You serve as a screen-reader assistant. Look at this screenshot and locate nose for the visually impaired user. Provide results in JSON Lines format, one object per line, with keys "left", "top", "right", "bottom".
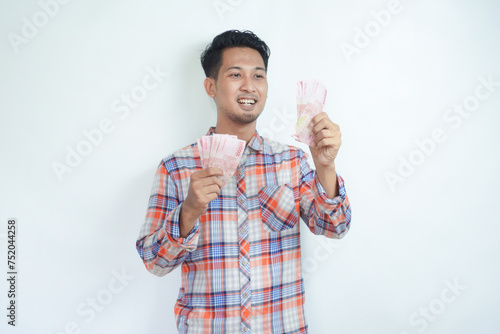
{"left": 240, "top": 75, "right": 256, "bottom": 93}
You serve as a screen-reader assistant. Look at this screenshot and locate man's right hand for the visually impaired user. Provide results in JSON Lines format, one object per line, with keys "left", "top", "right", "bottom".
{"left": 179, "top": 167, "right": 223, "bottom": 237}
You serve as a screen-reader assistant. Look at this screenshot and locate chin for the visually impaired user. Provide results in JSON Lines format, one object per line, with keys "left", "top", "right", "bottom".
{"left": 234, "top": 114, "right": 259, "bottom": 124}
{"left": 223, "top": 107, "right": 262, "bottom": 125}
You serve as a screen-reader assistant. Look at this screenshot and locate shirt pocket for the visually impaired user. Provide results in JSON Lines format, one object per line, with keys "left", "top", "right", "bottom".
{"left": 258, "top": 183, "right": 299, "bottom": 233}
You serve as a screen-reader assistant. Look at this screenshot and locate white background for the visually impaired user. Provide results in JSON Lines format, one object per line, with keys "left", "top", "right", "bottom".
{"left": 1, "top": 0, "right": 500, "bottom": 333}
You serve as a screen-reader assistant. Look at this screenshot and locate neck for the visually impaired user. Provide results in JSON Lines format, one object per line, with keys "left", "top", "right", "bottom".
{"left": 214, "top": 121, "right": 256, "bottom": 144}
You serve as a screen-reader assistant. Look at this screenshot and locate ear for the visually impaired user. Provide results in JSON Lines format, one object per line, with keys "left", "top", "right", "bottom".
{"left": 203, "top": 77, "right": 216, "bottom": 98}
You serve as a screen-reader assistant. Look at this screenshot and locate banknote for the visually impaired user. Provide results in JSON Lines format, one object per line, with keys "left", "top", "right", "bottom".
{"left": 197, "top": 136, "right": 212, "bottom": 168}
{"left": 209, "top": 134, "right": 222, "bottom": 166}
{"left": 197, "top": 134, "right": 245, "bottom": 188}
{"left": 292, "top": 80, "right": 327, "bottom": 146}
{"left": 210, "top": 136, "right": 245, "bottom": 187}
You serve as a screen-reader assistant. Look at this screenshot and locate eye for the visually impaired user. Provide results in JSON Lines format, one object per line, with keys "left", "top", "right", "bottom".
{"left": 229, "top": 73, "right": 241, "bottom": 78}
{"left": 255, "top": 73, "right": 266, "bottom": 79}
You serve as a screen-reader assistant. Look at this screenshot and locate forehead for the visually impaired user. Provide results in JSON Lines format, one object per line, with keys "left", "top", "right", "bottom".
{"left": 220, "top": 47, "right": 265, "bottom": 70}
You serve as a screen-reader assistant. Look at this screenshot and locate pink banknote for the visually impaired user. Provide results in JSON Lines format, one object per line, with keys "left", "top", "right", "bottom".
{"left": 292, "top": 80, "right": 327, "bottom": 146}
{"left": 197, "top": 136, "right": 212, "bottom": 169}
{"left": 197, "top": 134, "right": 245, "bottom": 188}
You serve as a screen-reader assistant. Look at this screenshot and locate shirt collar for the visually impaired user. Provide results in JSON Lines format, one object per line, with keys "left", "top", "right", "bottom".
{"left": 206, "top": 127, "right": 263, "bottom": 152}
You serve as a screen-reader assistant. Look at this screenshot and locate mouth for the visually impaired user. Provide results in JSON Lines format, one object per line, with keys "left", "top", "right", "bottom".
{"left": 237, "top": 98, "right": 257, "bottom": 106}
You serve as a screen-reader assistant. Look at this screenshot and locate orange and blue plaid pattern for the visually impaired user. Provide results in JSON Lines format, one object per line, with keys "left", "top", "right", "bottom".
{"left": 136, "top": 128, "right": 351, "bottom": 333}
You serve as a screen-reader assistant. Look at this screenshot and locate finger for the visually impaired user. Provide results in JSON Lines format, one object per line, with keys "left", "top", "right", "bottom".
{"left": 207, "top": 176, "right": 222, "bottom": 194}
{"left": 313, "top": 127, "right": 341, "bottom": 146}
{"left": 313, "top": 129, "right": 333, "bottom": 144}
{"left": 315, "top": 136, "right": 341, "bottom": 150}
{"left": 310, "top": 111, "right": 328, "bottom": 123}
{"left": 206, "top": 167, "right": 224, "bottom": 176}
{"left": 199, "top": 167, "right": 224, "bottom": 177}
{"left": 310, "top": 112, "right": 329, "bottom": 126}
{"left": 311, "top": 115, "right": 336, "bottom": 131}
{"left": 201, "top": 184, "right": 222, "bottom": 199}
{"left": 312, "top": 120, "right": 338, "bottom": 138}
{"left": 205, "top": 192, "right": 220, "bottom": 203}
{"left": 311, "top": 116, "right": 335, "bottom": 135}
{"left": 191, "top": 183, "right": 221, "bottom": 205}
{"left": 192, "top": 167, "right": 223, "bottom": 180}
{"left": 211, "top": 176, "right": 223, "bottom": 188}
{"left": 193, "top": 175, "right": 223, "bottom": 189}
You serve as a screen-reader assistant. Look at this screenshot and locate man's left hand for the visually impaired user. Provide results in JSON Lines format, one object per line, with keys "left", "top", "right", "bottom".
{"left": 308, "top": 112, "right": 341, "bottom": 168}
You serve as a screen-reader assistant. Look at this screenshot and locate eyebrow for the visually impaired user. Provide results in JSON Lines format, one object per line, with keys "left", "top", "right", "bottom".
{"left": 225, "top": 66, "right": 266, "bottom": 72}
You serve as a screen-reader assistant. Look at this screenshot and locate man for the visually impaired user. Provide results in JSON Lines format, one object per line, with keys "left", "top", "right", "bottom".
{"left": 136, "top": 30, "right": 351, "bottom": 333}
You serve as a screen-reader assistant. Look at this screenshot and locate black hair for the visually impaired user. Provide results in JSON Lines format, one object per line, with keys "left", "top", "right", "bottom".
{"left": 200, "top": 30, "right": 271, "bottom": 79}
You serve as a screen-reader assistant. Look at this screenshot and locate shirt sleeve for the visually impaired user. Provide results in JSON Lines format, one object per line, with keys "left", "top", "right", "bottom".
{"left": 136, "top": 161, "right": 200, "bottom": 277}
{"left": 298, "top": 151, "right": 351, "bottom": 238}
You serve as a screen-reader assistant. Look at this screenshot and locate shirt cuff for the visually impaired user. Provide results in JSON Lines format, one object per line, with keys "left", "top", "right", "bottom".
{"left": 164, "top": 203, "right": 199, "bottom": 252}
{"left": 313, "top": 173, "right": 347, "bottom": 212}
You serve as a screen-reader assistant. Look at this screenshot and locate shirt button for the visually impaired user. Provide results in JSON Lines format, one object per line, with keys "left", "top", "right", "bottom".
{"left": 239, "top": 198, "right": 245, "bottom": 204}
{"left": 243, "top": 293, "right": 248, "bottom": 298}
{"left": 242, "top": 260, "right": 247, "bottom": 266}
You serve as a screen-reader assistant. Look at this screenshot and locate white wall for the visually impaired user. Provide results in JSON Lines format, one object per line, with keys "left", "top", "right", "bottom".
{"left": 1, "top": 0, "right": 499, "bottom": 333}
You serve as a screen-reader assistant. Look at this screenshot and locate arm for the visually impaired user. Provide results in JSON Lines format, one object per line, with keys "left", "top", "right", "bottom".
{"left": 136, "top": 162, "right": 223, "bottom": 277}
{"left": 299, "top": 152, "right": 351, "bottom": 238}
{"left": 299, "top": 112, "right": 351, "bottom": 238}
{"left": 136, "top": 162, "right": 199, "bottom": 277}
{"left": 179, "top": 167, "right": 223, "bottom": 237}
{"left": 309, "top": 112, "right": 341, "bottom": 199}
{"left": 315, "top": 164, "right": 338, "bottom": 199}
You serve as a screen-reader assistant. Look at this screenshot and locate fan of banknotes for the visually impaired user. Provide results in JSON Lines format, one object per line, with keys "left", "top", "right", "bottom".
{"left": 292, "top": 80, "right": 327, "bottom": 146}
{"left": 197, "top": 134, "right": 246, "bottom": 188}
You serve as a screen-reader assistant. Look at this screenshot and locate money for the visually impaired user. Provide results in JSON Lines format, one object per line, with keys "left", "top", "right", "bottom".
{"left": 197, "top": 136, "right": 212, "bottom": 169}
{"left": 197, "top": 134, "right": 245, "bottom": 188}
{"left": 292, "top": 80, "right": 327, "bottom": 146}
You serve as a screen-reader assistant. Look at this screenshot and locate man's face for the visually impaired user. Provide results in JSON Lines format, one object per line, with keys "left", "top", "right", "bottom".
{"left": 207, "top": 47, "right": 268, "bottom": 125}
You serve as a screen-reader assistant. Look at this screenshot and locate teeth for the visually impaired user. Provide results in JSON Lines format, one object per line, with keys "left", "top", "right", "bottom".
{"left": 238, "top": 99, "right": 255, "bottom": 105}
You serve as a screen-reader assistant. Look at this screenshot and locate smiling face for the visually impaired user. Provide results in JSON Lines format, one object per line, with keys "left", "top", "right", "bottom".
{"left": 204, "top": 47, "right": 268, "bottom": 127}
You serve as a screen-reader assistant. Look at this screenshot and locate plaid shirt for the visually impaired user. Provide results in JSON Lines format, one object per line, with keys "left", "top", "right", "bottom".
{"left": 136, "top": 128, "right": 351, "bottom": 334}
